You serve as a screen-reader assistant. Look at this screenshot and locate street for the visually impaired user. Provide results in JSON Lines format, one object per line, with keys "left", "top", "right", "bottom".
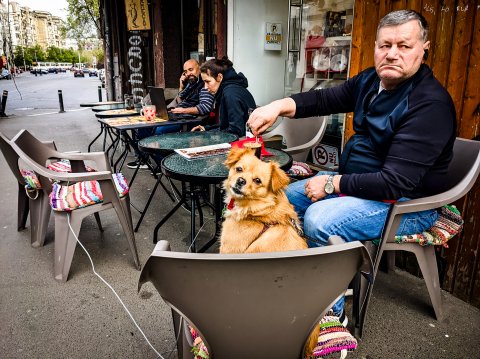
{"left": 0, "top": 71, "right": 105, "bottom": 114}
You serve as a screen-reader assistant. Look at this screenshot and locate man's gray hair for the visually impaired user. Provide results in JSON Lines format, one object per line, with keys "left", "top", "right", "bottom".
{"left": 377, "top": 10, "right": 429, "bottom": 42}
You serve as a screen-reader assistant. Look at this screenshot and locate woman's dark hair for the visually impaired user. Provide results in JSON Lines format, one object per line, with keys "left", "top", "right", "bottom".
{"left": 200, "top": 56, "right": 233, "bottom": 78}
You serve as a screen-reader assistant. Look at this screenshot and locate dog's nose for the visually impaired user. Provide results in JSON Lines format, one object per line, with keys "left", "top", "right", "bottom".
{"left": 236, "top": 177, "right": 246, "bottom": 187}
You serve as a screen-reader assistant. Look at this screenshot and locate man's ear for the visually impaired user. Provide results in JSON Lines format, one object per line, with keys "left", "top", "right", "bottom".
{"left": 216, "top": 73, "right": 223, "bottom": 82}
{"left": 423, "top": 41, "right": 430, "bottom": 61}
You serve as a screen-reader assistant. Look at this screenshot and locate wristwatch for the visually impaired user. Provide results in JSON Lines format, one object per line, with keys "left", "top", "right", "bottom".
{"left": 324, "top": 175, "right": 335, "bottom": 195}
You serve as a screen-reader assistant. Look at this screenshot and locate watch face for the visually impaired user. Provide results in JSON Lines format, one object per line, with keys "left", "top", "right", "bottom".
{"left": 325, "top": 181, "right": 335, "bottom": 194}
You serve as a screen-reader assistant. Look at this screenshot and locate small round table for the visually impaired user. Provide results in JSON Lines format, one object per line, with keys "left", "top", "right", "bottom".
{"left": 138, "top": 131, "right": 238, "bottom": 157}
{"left": 95, "top": 108, "right": 140, "bottom": 118}
{"left": 80, "top": 100, "right": 123, "bottom": 107}
{"left": 157, "top": 148, "right": 293, "bottom": 251}
{"left": 91, "top": 103, "right": 126, "bottom": 112}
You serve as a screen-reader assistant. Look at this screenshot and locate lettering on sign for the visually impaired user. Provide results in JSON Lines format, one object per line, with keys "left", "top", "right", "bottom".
{"left": 312, "top": 144, "right": 339, "bottom": 169}
{"left": 128, "top": 33, "right": 144, "bottom": 102}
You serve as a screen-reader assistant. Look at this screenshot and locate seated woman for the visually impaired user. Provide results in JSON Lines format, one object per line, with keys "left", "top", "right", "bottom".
{"left": 191, "top": 57, "right": 256, "bottom": 137}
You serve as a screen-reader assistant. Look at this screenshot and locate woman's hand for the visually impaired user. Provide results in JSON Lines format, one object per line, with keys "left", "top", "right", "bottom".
{"left": 191, "top": 125, "right": 205, "bottom": 132}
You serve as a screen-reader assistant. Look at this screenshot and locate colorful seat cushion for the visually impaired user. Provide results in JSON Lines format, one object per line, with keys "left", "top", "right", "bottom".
{"left": 395, "top": 205, "right": 463, "bottom": 248}
{"left": 287, "top": 161, "right": 314, "bottom": 178}
{"left": 188, "top": 313, "right": 358, "bottom": 359}
{"left": 47, "top": 159, "right": 96, "bottom": 173}
{"left": 310, "top": 314, "right": 357, "bottom": 358}
{"left": 50, "top": 173, "right": 129, "bottom": 212}
{"left": 20, "top": 169, "right": 42, "bottom": 190}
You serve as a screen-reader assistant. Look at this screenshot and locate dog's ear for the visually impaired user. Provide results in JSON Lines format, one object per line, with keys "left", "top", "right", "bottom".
{"left": 270, "top": 162, "right": 290, "bottom": 193}
{"left": 224, "top": 146, "right": 247, "bottom": 168}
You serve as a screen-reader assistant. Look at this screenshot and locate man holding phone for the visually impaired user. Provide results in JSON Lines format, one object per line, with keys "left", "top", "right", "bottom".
{"left": 168, "top": 58, "right": 214, "bottom": 116}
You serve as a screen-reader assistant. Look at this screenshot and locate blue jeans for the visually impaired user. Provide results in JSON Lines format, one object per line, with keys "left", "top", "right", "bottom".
{"left": 286, "top": 171, "right": 439, "bottom": 315}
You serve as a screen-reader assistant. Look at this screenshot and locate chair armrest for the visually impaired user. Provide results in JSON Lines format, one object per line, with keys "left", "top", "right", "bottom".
{"left": 152, "top": 240, "right": 171, "bottom": 254}
{"left": 52, "top": 151, "right": 110, "bottom": 171}
{"left": 328, "top": 235, "right": 346, "bottom": 245}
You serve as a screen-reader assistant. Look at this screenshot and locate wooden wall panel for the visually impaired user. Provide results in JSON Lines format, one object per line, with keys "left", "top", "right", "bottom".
{"left": 446, "top": 0, "right": 475, "bottom": 124}
{"left": 430, "top": 0, "right": 456, "bottom": 86}
{"left": 346, "top": 0, "right": 480, "bottom": 308}
{"left": 458, "top": 3, "right": 480, "bottom": 139}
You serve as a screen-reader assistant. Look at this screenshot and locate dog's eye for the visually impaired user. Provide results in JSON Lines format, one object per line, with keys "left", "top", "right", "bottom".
{"left": 235, "top": 166, "right": 243, "bottom": 173}
{"left": 253, "top": 178, "right": 262, "bottom": 185}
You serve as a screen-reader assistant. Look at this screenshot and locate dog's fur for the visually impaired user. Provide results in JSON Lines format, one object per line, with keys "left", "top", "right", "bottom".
{"left": 220, "top": 147, "right": 307, "bottom": 254}
{"left": 220, "top": 147, "right": 319, "bottom": 357}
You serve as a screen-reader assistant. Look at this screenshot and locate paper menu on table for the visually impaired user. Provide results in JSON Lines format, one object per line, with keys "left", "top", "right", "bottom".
{"left": 175, "top": 143, "right": 231, "bottom": 159}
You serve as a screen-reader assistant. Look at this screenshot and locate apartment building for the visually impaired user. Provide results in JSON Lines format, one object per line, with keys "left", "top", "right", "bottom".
{"left": 0, "top": 0, "right": 65, "bottom": 54}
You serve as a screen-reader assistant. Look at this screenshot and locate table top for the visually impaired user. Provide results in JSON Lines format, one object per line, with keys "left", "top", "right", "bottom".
{"left": 98, "top": 116, "right": 204, "bottom": 131}
{"left": 80, "top": 100, "right": 123, "bottom": 107}
{"left": 95, "top": 108, "right": 140, "bottom": 118}
{"left": 161, "top": 148, "right": 292, "bottom": 185}
{"left": 138, "top": 131, "right": 238, "bottom": 155}
{"left": 91, "top": 103, "right": 126, "bottom": 112}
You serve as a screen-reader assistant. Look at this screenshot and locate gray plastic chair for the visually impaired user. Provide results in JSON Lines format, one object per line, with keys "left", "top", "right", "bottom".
{"left": 11, "top": 129, "right": 141, "bottom": 282}
{"left": 262, "top": 116, "right": 327, "bottom": 162}
{"left": 139, "top": 240, "right": 372, "bottom": 359}
{"left": 0, "top": 131, "right": 54, "bottom": 247}
{"left": 356, "top": 137, "right": 480, "bottom": 337}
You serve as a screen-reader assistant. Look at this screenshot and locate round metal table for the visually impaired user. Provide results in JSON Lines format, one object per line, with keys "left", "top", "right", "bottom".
{"left": 91, "top": 103, "right": 126, "bottom": 112}
{"left": 138, "top": 131, "right": 238, "bottom": 157}
{"left": 95, "top": 108, "right": 140, "bottom": 118}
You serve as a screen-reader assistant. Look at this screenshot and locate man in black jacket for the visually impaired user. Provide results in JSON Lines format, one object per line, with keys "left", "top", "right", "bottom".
{"left": 247, "top": 10, "right": 456, "bottom": 319}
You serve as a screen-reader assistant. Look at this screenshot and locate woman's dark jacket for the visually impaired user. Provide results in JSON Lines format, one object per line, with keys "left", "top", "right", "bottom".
{"left": 291, "top": 64, "right": 456, "bottom": 201}
{"left": 207, "top": 67, "right": 256, "bottom": 137}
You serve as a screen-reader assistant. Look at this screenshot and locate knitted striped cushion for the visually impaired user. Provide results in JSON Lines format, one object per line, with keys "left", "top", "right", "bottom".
{"left": 20, "top": 169, "right": 42, "bottom": 190}
{"left": 312, "top": 314, "right": 357, "bottom": 358}
{"left": 50, "top": 173, "right": 129, "bottom": 212}
{"left": 395, "top": 205, "right": 463, "bottom": 248}
{"left": 47, "top": 159, "right": 96, "bottom": 172}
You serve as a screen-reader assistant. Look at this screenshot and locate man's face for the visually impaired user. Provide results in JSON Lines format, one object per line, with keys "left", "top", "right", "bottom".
{"left": 183, "top": 60, "right": 200, "bottom": 84}
{"left": 374, "top": 20, "right": 429, "bottom": 90}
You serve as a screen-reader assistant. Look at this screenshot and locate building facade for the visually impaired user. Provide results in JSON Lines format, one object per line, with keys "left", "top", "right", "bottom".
{"left": 0, "top": 0, "right": 66, "bottom": 56}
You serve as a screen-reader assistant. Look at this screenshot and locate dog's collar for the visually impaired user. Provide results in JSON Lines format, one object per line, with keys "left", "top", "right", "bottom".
{"left": 227, "top": 198, "right": 235, "bottom": 210}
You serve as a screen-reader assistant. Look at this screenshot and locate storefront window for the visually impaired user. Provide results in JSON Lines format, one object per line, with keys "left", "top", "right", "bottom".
{"left": 285, "top": 0, "right": 354, "bottom": 168}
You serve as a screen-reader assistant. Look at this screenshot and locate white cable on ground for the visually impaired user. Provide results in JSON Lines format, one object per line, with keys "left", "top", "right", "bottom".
{"left": 66, "top": 213, "right": 167, "bottom": 359}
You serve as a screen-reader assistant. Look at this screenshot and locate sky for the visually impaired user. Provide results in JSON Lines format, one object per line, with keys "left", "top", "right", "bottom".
{"left": 16, "top": 0, "right": 68, "bottom": 20}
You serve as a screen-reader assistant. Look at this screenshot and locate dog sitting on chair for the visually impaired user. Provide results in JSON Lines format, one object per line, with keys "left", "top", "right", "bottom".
{"left": 220, "top": 146, "right": 321, "bottom": 357}
{"left": 220, "top": 146, "right": 307, "bottom": 254}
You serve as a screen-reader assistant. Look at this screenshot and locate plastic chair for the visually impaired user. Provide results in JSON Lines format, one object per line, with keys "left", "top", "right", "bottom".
{"left": 355, "top": 137, "right": 480, "bottom": 337}
{"left": 262, "top": 116, "right": 327, "bottom": 162}
{"left": 139, "top": 240, "right": 372, "bottom": 359}
{"left": 11, "top": 129, "right": 141, "bottom": 282}
{"left": 0, "top": 131, "right": 55, "bottom": 247}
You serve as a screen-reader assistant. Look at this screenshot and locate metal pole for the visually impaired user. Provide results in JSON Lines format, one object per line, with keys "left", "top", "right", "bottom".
{"left": 0, "top": 90, "right": 8, "bottom": 117}
{"left": 58, "top": 90, "right": 65, "bottom": 113}
{"left": 98, "top": 86, "right": 102, "bottom": 102}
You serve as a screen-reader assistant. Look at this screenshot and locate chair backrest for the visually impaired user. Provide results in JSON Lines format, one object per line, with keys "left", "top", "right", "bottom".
{"left": 0, "top": 131, "right": 24, "bottom": 184}
{"left": 444, "top": 137, "right": 480, "bottom": 193}
{"left": 263, "top": 116, "right": 327, "bottom": 162}
{"left": 139, "top": 240, "right": 372, "bottom": 359}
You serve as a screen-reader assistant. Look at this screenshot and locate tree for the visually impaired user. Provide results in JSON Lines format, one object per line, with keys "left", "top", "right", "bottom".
{"left": 65, "top": 0, "right": 101, "bottom": 48}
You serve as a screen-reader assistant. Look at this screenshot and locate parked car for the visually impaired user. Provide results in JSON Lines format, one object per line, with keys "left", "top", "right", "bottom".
{"left": 73, "top": 69, "right": 85, "bottom": 77}
{"left": 30, "top": 69, "right": 48, "bottom": 75}
{"left": 89, "top": 69, "right": 98, "bottom": 77}
{"left": 0, "top": 69, "right": 12, "bottom": 80}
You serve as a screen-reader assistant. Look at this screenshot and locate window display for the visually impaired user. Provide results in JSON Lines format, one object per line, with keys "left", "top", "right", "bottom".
{"left": 285, "top": 0, "right": 354, "bottom": 167}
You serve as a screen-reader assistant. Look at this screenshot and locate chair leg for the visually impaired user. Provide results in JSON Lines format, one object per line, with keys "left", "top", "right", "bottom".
{"left": 411, "top": 245, "right": 444, "bottom": 321}
{"left": 29, "top": 193, "right": 51, "bottom": 248}
{"left": 384, "top": 244, "right": 444, "bottom": 321}
{"left": 114, "top": 196, "right": 141, "bottom": 270}
{"left": 54, "top": 212, "right": 82, "bottom": 282}
{"left": 17, "top": 183, "right": 29, "bottom": 231}
{"left": 94, "top": 212, "right": 104, "bottom": 232}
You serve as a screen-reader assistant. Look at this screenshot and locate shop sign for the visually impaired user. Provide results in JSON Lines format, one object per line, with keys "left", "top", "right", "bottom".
{"left": 312, "top": 143, "right": 339, "bottom": 169}
{"left": 125, "top": 0, "right": 150, "bottom": 31}
{"left": 264, "top": 22, "right": 282, "bottom": 51}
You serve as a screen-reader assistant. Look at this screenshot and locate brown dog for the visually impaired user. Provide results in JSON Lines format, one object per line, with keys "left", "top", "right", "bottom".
{"left": 220, "top": 146, "right": 307, "bottom": 253}
{"left": 220, "top": 147, "right": 319, "bottom": 357}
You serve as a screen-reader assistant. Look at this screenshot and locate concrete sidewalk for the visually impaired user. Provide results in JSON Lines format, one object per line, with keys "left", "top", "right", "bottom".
{"left": 0, "top": 109, "right": 479, "bottom": 359}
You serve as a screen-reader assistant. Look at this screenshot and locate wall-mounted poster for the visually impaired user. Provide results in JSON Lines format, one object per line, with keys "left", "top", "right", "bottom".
{"left": 124, "top": 0, "right": 151, "bottom": 31}
{"left": 265, "top": 23, "right": 282, "bottom": 51}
